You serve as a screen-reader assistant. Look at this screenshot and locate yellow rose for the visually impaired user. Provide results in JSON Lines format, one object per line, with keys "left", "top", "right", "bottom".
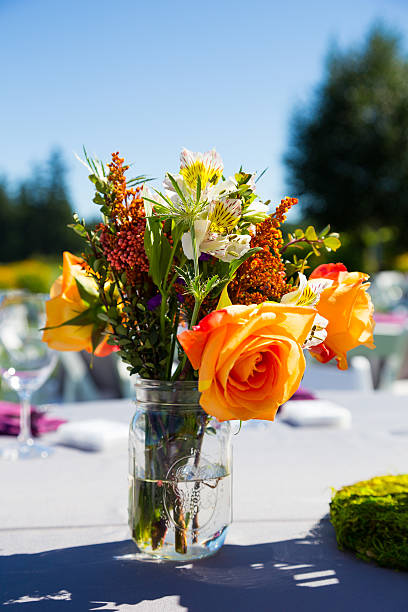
{"left": 178, "top": 303, "right": 316, "bottom": 421}
{"left": 42, "top": 251, "right": 115, "bottom": 357}
{"left": 308, "top": 266, "right": 375, "bottom": 369}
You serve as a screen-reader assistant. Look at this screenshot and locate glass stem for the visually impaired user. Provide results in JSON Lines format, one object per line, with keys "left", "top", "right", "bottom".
{"left": 17, "top": 393, "right": 33, "bottom": 446}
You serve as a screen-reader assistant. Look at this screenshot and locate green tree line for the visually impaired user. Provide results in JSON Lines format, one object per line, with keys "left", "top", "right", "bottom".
{"left": 1, "top": 150, "right": 82, "bottom": 263}
{"left": 285, "top": 25, "right": 408, "bottom": 273}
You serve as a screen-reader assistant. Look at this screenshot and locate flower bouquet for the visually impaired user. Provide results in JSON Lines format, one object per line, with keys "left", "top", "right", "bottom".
{"left": 43, "top": 147, "right": 375, "bottom": 559}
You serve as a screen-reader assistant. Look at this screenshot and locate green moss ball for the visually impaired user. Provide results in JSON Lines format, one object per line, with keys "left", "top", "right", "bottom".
{"left": 330, "top": 474, "right": 408, "bottom": 571}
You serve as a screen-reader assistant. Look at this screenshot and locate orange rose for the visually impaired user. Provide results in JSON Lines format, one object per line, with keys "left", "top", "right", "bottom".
{"left": 42, "top": 251, "right": 116, "bottom": 357}
{"left": 308, "top": 265, "right": 375, "bottom": 369}
{"left": 178, "top": 303, "right": 316, "bottom": 421}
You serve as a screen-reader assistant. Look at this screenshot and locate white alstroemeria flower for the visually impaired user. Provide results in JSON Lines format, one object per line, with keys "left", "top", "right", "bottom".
{"left": 180, "top": 147, "right": 223, "bottom": 192}
{"left": 162, "top": 173, "right": 190, "bottom": 204}
{"left": 217, "top": 234, "right": 252, "bottom": 262}
{"left": 280, "top": 273, "right": 332, "bottom": 349}
{"left": 181, "top": 220, "right": 211, "bottom": 259}
{"left": 208, "top": 198, "right": 241, "bottom": 233}
{"left": 181, "top": 198, "right": 248, "bottom": 262}
{"left": 243, "top": 199, "right": 269, "bottom": 223}
{"left": 281, "top": 273, "right": 333, "bottom": 307}
{"left": 247, "top": 173, "right": 256, "bottom": 191}
{"left": 141, "top": 184, "right": 162, "bottom": 207}
{"left": 206, "top": 177, "right": 237, "bottom": 201}
{"left": 303, "top": 313, "right": 329, "bottom": 349}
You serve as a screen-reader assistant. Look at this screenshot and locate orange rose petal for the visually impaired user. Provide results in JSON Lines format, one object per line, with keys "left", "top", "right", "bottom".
{"left": 178, "top": 309, "right": 228, "bottom": 370}
{"left": 198, "top": 325, "right": 229, "bottom": 391}
{"left": 311, "top": 270, "right": 375, "bottom": 370}
{"left": 50, "top": 275, "right": 63, "bottom": 299}
{"left": 94, "top": 336, "right": 119, "bottom": 357}
{"left": 200, "top": 379, "right": 238, "bottom": 421}
{"left": 60, "top": 251, "right": 86, "bottom": 302}
{"left": 181, "top": 303, "right": 315, "bottom": 421}
{"left": 42, "top": 295, "right": 92, "bottom": 352}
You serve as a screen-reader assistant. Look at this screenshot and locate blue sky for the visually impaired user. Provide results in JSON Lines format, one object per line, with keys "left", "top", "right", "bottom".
{"left": 2, "top": 0, "right": 408, "bottom": 219}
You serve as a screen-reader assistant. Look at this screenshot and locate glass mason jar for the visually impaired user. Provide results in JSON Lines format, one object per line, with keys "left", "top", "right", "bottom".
{"left": 128, "top": 379, "right": 232, "bottom": 561}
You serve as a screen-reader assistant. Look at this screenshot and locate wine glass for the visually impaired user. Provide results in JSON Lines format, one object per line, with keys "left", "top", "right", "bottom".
{"left": 0, "top": 291, "right": 58, "bottom": 460}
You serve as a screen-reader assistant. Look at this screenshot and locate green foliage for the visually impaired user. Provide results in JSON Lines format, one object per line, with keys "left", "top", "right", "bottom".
{"left": 286, "top": 25, "right": 408, "bottom": 270}
{"left": 330, "top": 474, "right": 408, "bottom": 571}
{"left": 282, "top": 223, "right": 341, "bottom": 278}
{"left": 0, "top": 259, "right": 60, "bottom": 293}
{"left": 0, "top": 149, "right": 83, "bottom": 263}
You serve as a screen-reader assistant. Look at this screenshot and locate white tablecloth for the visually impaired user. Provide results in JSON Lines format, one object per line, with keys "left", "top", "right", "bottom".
{"left": 1, "top": 392, "right": 407, "bottom": 611}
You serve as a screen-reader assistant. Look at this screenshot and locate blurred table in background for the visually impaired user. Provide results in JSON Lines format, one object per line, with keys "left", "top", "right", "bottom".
{"left": 1, "top": 392, "right": 407, "bottom": 611}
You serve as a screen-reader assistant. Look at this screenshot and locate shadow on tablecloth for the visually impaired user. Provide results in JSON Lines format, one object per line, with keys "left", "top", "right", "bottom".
{"left": 1, "top": 518, "right": 406, "bottom": 611}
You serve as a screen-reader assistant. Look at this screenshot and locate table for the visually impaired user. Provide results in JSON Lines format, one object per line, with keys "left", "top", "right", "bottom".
{"left": 1, "top": 392, "right": 408, "bottom": 611}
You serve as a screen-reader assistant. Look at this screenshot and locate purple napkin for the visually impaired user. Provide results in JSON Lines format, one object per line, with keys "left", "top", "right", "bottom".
{"left": 374, "top": 312, "right": 408, "bottom": 325}
{"left": 276, "top": 386, "right": 316, "bottom": 415}
{"left": 290, "top": 387, "right": 317, "bottom": 400}
{"left": 0, "top": 402, "right": 67, "bottom": 437}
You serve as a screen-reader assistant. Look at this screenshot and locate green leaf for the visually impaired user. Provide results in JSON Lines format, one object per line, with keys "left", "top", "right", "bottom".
{"left": 294, "top": 228, "right": 304, "bottom": 239}
{"left": 91, "top": 327, "right": 104, "bottom": 353}
{"left": 228, "top": 247, "right": 262, "bottom": 278}
{"left": 324, "top": 236, "right": 341, "bottom": 251}
{"left": 255, "top": 167, "right": 268, "bottom": 183}
{"left": 196, "top": 174, "right": 202, "bottom": 204}
{"left": 166, "top": 173, "right": 187, "bottom": 204}
{"left": 93, "top": 258, "right": 105, "bottom": 273}
{"left": 158, "top": 234, "right": 172, "bottom": 283}
{"left": 43, "top": 307, "right": 94, "bottom": 330}
{"left": 319, "top": 224, "right": 331, "bottom": 238}
{"left": 217, "top": 282, "right": 232, "bottom": 308}
{"left": 144, "top": 214, "right": 163, "bottom": 288}
{"left": 74, "top": 278, "right": 98, "bottom": 305}
{"left": 93, "top": 193, "right": 105, "bottom": 206}
{"left": 305, "top": 225, "right": 318, "bottom": 241}
{"left": 89, "top": 174, "right": 108, "bottom": 194}
{"left": 67, "top": 223, "right": 87, "bottom": 238}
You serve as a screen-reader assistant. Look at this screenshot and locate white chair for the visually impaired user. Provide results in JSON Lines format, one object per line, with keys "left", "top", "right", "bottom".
{"left": 350, "top": 323, "right": 408, "bottom": 390}
{"left": 302, "top": 352, "right": 373, "bottom": 392}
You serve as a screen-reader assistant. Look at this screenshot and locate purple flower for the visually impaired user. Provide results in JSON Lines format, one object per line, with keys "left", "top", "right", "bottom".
{"left": 199, "top": 253, "right": 211, "bottom": 262}
{"left": 147, "top": 294, "right": 162, "bottom": 311}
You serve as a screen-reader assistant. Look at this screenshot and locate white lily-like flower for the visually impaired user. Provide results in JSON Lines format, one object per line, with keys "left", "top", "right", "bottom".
{"left": 206, "top": 176, "right": 237, "bottom": 201}
{"left": 181, "top": 197, "right": 250, "bottom": 262}
{"left": 162, "top": 173, "right": 190, "bottom": 204}
{"left": 180, "top": 147, "right": 223, "bottom": 192}
{"left": 246, "top": 173, "right": 256, "bottom": 191}
{"left": 281, "top": 273, "right": 333, "bottom": 307}
{"left": 141, "top": 183, "right": 161, "bottom": 206}
{"left": 217, "top": 234, "right": 252, "bottom": 262}
{"left": 208, "top": 198, "right": 241, "bottom": 233}
{"left": 181, "top": 219, "right": 212, "bottom": 259}
{"left": 303, "top": 313, "right": 329, "bottom": 349}
{"left": 242, "top": 199, "right": 269, "bottom": 223}
{"left": 281, "top": 273, "right": 332, "bottom": 348}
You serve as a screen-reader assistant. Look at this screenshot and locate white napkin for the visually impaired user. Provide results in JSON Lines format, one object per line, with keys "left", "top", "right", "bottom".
{"left": 57, "top": 419, "right": 129, "bottom": 451}
{"left": 279, "top": 400, "right": 352, "bottom": 428}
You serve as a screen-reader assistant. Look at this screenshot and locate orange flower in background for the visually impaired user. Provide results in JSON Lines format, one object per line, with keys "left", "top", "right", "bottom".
{"left": 178, "top": 303, "right": 316, "bottom": 421}
{"left": 309, "top": 262, "right": 347, "bottom": 281}
{"left": 42, "top": 251, "right": 116, "bottom": 357}
{"left": 308, "top": 264, "right": 375, "bottom": 369}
